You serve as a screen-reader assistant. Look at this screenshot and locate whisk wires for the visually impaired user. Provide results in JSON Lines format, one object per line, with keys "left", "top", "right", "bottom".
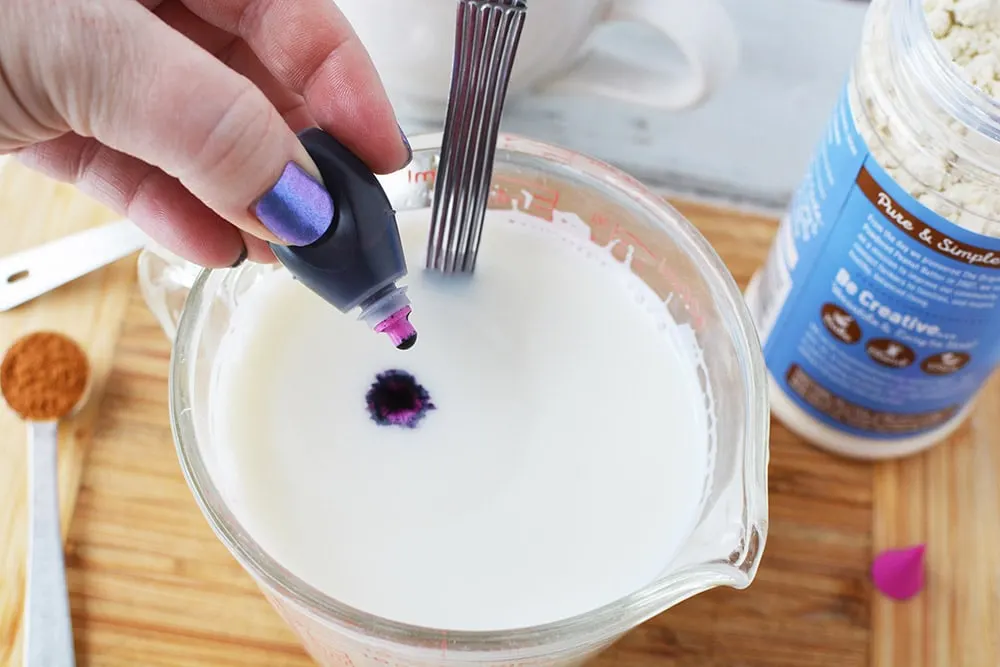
{"left": 426, "top": 0, "right": 527, "bottom": 274}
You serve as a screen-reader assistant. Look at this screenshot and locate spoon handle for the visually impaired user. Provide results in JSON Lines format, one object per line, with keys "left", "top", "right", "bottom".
{"left": 24, "top": 421, "right": 76, "bottom": 667}
{"left": 0, "top": 219, "right": 147, "bottom": 312}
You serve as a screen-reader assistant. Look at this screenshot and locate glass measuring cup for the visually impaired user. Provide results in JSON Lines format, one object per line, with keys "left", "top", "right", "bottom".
{"left": 141, "top": 133, "right": 770, "bottom": 667}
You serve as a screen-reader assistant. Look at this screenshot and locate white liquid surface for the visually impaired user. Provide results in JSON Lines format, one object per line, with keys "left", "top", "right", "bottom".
{"left": 210, "top": 208, "right": 712, "bottom": 630}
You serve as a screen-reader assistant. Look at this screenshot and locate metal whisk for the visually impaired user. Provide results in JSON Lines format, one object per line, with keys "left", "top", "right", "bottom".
{"left": 426, "top": 0, "right": 527, "bottom": 274}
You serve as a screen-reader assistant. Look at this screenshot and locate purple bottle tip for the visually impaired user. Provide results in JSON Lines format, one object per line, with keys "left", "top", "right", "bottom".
{"left": 872, "top": 544, "right": 926, "bottom": 601}
{"left": 375, "top": 306, "right": 417, "bottom": 350}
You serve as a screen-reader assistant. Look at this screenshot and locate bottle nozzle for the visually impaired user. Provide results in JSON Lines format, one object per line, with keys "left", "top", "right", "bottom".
{"left": 359, "top": 285, "right": 417, "bottom": 350}
{"left": 269, "top": 129, "right": 415, "bottom": 348}
{"left": 375, "top": 306, "right": 418, "bottom": 350}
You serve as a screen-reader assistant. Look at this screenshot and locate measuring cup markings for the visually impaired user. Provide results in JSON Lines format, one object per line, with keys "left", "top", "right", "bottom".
{"left": 271, "top": 590, "right": 454, "bottom": 667}
{"left": 514, "top": 190, "right": 560, "bottom": 223}
{"left": 585, "top": 212, "right": 615, "bottom": 242}
{"left": 586, "top": 211, "right": 707, "bottom": 330}
{"left": 407, "top": 168, "right": 437, "bottom": 185}
{"left": 401, "top": 166, "right": 563, "bottom": 225}
{"left": 589, "top": 215, "right": 658, "bottom": 267}
{"left": 657, "top": 260, "right": 707, "bottom": 332}
{"left": 315, "top": 648, "right": 355, "bottom": 667}
{"left": 268, "top": 597, "right": 358, "bottom": 667}
{"left": 271, "top": 574, "right": 602, "bottom": 667}
{"left": 497, "top": 136, "right": 577, "bottom": 171}
{"left": 488, "top": 180, "right": 561, "bottom": 222}
{"left": 362, "top": 648, "right": 396, "bottom": 665}
{"left": 528, "top": 148, "right": 575, "bottom": 170}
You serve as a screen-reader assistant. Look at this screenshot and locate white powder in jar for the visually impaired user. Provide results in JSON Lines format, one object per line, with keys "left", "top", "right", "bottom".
{"left": 925, "top": 0, "right": 999, "bottom": 81}
{"left": 743, "top": 0, "right": 1000, "bottom": 458}
{"left": 849, "top": 0, "right": 1000, "bottom": 235}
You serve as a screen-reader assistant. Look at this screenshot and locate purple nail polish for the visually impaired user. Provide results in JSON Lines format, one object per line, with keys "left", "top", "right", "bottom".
{"left": 255, "top": 162, "right": 334, "bottom": 246}
{"left": 399, "top": 125, "right": 412, "bottom": 165}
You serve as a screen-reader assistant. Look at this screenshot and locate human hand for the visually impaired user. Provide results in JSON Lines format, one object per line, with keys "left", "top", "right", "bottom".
{"left": 1, "top": 0, "right": 411, "bottom": 267}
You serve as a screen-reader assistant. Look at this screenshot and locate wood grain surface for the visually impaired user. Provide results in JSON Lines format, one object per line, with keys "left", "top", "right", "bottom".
{"left": 0, "top": 170, "right": 997, "bottom": 666}
{"left": 0, "top": 162, "right": 137, "bottom": 666}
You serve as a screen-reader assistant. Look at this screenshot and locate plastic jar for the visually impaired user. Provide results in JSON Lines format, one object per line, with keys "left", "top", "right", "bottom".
{"left": 745, "top": 0, "right": 1000, "bottom": 459}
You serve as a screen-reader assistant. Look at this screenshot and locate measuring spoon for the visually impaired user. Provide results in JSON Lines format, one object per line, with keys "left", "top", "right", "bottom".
{"left": 0, "top": 220, "right": 148, "bottom": 312}
{"left": 1, "top": 332, "right": 90, "bottom": 667}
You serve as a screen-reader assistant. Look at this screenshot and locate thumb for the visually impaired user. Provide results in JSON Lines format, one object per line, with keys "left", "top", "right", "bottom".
{"left": 52, "top": 3, "right": 340, "bottom": 246}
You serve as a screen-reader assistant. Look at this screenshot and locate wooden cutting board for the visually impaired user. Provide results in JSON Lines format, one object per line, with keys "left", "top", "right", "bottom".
{"left": 0, "top": 161, "right": 138, "bottom": 666}
{"left": 0, "top": 167, "right": 997, "bottom": 665}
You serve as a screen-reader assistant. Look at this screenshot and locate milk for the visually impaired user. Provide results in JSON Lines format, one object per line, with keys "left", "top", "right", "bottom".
{"left": 209, "top": 208, "right": 713, "bottom": 631}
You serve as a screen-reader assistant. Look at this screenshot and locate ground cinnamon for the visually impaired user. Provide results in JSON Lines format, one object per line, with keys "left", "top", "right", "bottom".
{"left": 0, "top": 332, "right": 89, "bottom": 421}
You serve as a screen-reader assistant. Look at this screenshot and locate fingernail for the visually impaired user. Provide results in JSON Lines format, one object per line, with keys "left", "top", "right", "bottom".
{"left": 230, "top": 244, "right": 248, "bottom": 268}
{"left": 254, "top": 162, "right": 334, "bottom": 246}
{"left": 399, "top": 124, "right": 412, "bottom": 166}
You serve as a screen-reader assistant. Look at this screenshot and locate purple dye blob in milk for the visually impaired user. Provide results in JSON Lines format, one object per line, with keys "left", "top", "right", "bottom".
{"left": 365, "top": 370, "right": 435, "bottom": 428}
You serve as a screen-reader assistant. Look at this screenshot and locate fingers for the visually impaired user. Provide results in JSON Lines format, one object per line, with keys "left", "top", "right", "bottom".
{"left": 240, "top": 230, "right": 276, "bottom": 263}
{"left": 10, "top": 0, "right": 407, "bottom": 257}
{"left": 154, "top": 0, "right": 313, "bottom": 131}
{"left": 155, "top": 2, "right": 318, "bottom": 133}
{"left": 15, "top": 31, "right": 312, "bottom": 268}
{"left": 42, "top": 1, "right": 334, "bottom": 247}
{"left": 182, "top": 0, "right": 411, "bottom": 174}
{"left": 13, "top": 1, "right": 318, "bottom": 267}
{"left": 18, "top": 133, "right": 247, "bottom": 268}
{"left": 219, "top": 42, "right": 316, "bottom": 133}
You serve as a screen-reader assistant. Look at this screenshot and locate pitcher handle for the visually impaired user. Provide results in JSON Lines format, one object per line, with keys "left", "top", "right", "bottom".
{"left": 539, "top": 0, "right": 740, "bottom": 110}
{"left": 137, "top": 242, "right": 202, "bottom": 341}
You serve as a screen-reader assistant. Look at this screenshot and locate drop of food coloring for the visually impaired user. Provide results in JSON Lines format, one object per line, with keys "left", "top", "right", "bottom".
{"left": 365, "top": 369, "right": 434, "bottom": 428}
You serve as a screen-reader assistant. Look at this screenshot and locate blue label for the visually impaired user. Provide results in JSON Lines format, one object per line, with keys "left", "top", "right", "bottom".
{"left": 757, "top": 85, "right": 1000, "bottom": 439}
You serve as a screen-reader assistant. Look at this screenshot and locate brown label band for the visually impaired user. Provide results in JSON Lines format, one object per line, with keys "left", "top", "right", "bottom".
{"left": 785, "top": 364, "right": 959, "bottom": 434}
{"left": 856, "top": 167, "right": 1000, "bottom": 269}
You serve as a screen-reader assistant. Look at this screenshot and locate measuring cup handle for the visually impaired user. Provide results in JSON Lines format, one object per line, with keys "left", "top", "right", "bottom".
{"left": 137, "top": 242, "right": 202, "bottom": 341}
{"left": 538, "top": 0, "right": 740, "bottom": 110}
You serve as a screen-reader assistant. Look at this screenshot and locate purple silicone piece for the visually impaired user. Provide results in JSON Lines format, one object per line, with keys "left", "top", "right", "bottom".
{"left": 375, "top": 306, "right": 417, "bottom": 349}
{"left": 872, "top": 544, "right": 926, "bottom": 601}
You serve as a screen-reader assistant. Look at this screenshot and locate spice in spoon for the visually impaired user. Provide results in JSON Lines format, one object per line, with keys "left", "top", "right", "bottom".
{"left": 1, "top": 332, "right": 89, "bottom": 420}
{"left": 1, "top": 331, "right": 90, "bottom": 664}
